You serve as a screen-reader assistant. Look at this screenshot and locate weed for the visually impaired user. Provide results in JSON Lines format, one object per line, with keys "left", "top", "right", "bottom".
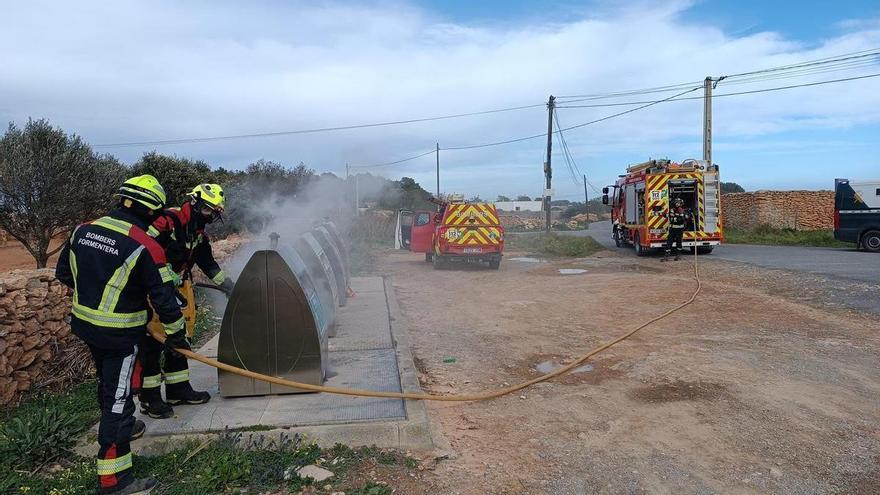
{"left": 506, "top": 233, "right": 605, "bottom": 257}
{"left": 351, "top": 482, "right": 393, "bottom": 495}
{"left": 725, "top": 226, "right": 848, "bottom": 247}
{"left": 0, "top": 380, "right": 99, "bottom": 472}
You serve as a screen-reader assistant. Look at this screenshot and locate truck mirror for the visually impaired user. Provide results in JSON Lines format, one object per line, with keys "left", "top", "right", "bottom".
{"left": 602, "top": 194, "right": 609, "bottom": 205}
{"left": 602, "top": 187, "right": 609, "bottom": 194}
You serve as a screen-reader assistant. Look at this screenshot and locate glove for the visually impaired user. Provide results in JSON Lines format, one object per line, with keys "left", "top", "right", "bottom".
{"left": 220, "top": 277, "right": 235, "bottom": 296}
{"left": 164, "top": 330, "right": 191, "bottom": 357}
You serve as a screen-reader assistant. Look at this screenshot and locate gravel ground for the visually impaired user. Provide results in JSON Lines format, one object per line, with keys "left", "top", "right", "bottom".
{"left": 372, "top": 248, "right": 880, "bottom": 494}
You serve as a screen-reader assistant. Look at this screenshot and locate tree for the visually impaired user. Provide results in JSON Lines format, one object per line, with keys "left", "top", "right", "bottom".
{"left": 515, "top": 195, "right": 532, "bottom": 201}
{"left": 496, "top": 195, "right": 511, "bottom": 202}
{"left": 131, "top": 152, "right": 213, "bottom": 205}
{"left": 0, "top": 119, "right": 126, "bottom": 267}
{"left": 469, "top": 195, "right": 484, "bottom": 203}
{"left": 721, "top": 182, "right": 745, "bottom": 194}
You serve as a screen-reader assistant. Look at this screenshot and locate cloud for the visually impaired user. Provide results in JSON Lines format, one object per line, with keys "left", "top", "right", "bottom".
{"left": 0, "top": 0, "right": 878, "bottom": 197}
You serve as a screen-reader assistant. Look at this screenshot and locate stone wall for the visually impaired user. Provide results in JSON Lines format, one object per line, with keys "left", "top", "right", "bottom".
{"left": 721, "top": 191, "right": 834, "bottom": 231}
{"left": 0, "top": 235, "right": 246, "bottom": 407}
{"left": 0, "top": 269, "right": 74, "bottom": 405}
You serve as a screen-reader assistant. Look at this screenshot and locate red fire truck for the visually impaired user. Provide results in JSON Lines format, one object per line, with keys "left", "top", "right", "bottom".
{"left": 396, "top": 195, "right": 505, "bottom": 269}
{"left": 602, "top": 159, "right": 723, "bottom": 255}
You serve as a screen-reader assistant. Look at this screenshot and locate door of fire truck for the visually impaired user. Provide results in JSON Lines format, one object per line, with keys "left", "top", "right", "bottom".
{"left": 396, "top": 210, "right": 435, "bottom": 253}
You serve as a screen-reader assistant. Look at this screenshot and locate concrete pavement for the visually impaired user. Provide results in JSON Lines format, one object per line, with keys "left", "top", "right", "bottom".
{"left": 111, "top": 276, "right": 434, "bottom": 454}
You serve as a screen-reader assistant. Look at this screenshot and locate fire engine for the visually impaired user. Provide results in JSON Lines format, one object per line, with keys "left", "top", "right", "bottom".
{"left": 396, "top": 195, "right": 505, "bottom": 269}
{"left": 602, "top": 159, "right": 722, "bottom": 255}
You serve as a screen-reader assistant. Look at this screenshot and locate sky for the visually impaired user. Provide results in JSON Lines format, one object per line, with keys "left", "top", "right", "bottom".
{"left": 1, "top": 0, "right": 878, "bottom": 201}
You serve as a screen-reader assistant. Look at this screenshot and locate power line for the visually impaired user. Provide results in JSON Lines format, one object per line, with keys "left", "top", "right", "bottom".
{"left": 355, "top": 71, "right": 879, "bottom": 170}
{"left": 349, "top": 149, "right": 436, "bottom": 169}
{"left": 726, "top": 49, "right": 880, "bottom": 78}
{"left": 556, "top": 72, "right": 880, "bottom": 108}
{"left": 555, "top": 48, "right": 879, "bottom": 103}
{"left": 93, "top": 102, "right": 546, "bottom": 148}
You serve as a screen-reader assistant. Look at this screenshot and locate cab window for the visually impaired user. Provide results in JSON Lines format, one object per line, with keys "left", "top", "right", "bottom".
{"left": 415, "top": 213, "right": 431, "bottom": 226}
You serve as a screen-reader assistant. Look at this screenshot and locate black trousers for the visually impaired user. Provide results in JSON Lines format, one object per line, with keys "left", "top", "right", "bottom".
{"left": 138, "top": 333, "right": 190, "bottom": 398}
{"left": 666, "top": 227, "right": 685, "bottom": 254}
{"left": 88, "top": 343, "right": 140, "bottom": 492}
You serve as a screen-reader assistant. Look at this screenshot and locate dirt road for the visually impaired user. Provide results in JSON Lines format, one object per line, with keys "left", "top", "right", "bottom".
{"left": 377, "top": 249, "right": 880, "bottom": 494}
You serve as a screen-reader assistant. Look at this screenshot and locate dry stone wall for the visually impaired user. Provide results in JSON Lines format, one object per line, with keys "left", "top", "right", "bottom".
{"left": 0, "top": 269, "right": 73, "bottom": 405}
{"left": 721, "top": 191, "right": 834, "bottom": 231}
{"left": 0, "top": 235, "right": 246, "bottom": 407}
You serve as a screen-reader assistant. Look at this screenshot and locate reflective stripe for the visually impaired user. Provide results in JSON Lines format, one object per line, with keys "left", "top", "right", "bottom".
{"left": 92, "top": 217, "right": 133, "bottom": 236}
{"left": 97, "top": 452, "right": 133, "bottom": 475}
{"left": 159, "top": 264, "right": 176, "bottom": 284}
{"left": 100, "top": 246, "right": 144, "bottom": 312}
{"left": 72, "top": 304, "right": 148, "bottom": 328}
{"left": 142, "top": 374, "right": 162, "bottom": 389}
{"left": 211, "top": 270, "right": 226, "bottom": 285}
{"left": 163, "top": 316, "right": 185, "bottom": 335}
{"left": 69, "top": 250, "right": 79, "bottom": 295}
{"left": 147, "top": 225, "right": 160, "bottom": 237}
{"left": 164, "top": 369, "right": 190, "bottom": 384}
{"left": 112, "top": 345, "right": 137, "bottom": 414}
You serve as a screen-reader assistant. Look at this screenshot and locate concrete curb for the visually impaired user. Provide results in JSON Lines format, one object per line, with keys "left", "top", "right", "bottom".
{"left": 120, "top": 276, "right": 435, "bottom": 456}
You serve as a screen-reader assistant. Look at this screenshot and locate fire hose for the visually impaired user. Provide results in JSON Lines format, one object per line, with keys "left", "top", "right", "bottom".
{"left": 149, "top": 250, "right": 701, "bottom": 402}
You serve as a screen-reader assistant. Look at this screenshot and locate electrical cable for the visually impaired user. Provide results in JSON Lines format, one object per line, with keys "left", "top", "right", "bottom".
{"left": 349, "top": 149, "right": 436, "bottom": 169}
{"left": 93, "top": 103, "right": 546, "bottom": 148}
{"left": 556, "top": 72, "right": 880, "bottom": 108}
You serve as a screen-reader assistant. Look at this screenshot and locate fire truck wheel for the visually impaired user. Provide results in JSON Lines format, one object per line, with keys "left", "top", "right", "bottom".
{"left": 633, "top": 233, "right": 647, "bottom": 257}
{"left": 862, "top": 230, "right": 880, "bottom": 252}
{"left": 696, "top": 246, "right": 714, "bottom": 255}
{"left": 489, "top": 259, "right": 501, "bottom": 270}
{"left": 614, "top": 230, "right": 623, "bottom": 248}
{"left": 425, "top": 252, "right": 433, "bottom": 262}
{"left": 432, "top": 255, "right": 445, "bottom": 270}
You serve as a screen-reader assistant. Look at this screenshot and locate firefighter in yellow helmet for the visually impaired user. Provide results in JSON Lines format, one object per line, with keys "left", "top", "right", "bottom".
{"left": 137, "top": 183, "right": 234, "bottom": 418}
{"left": 55, "top": 174, "right": 189, "bottom": 494}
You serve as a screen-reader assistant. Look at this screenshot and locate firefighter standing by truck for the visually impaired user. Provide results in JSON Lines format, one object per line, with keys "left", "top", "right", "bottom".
{"left": 137, "top": 183, "right": 234, "bottom": 418}
{"left": 663, "top": 197, "right": 692, "bottom": 261}
{"left": 55, "top": 175, "right": 189, "bottom": 494}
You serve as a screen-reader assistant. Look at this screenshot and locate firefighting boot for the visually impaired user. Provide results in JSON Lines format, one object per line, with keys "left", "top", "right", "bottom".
{"left": 165, "top": 381, "right": 211, "bottom": 406}
{"left": 674, "top": 250, "right": 681, "bottom": 261}
{"left": 130, "top": 419, "right": 146, "bottom": 441}
{"left": 661, "top": 250, "right": 670, "bottom": 262}
{"left": 100, "top": 477, "right": 158, "bottom": 495}
{"left": 138, "top": 389, "right": 174, "bottom": 419}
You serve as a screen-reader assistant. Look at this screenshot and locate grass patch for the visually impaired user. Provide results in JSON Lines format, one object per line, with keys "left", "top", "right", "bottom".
{"left": 1, "top": 391, "right": 417, "bottom": 495}
{"left": 725, "top": 225, "right": 848, "bottom": 247}
{"left": 506, "top": 233, "right": 605, "bottom": 257}
{"left": 0, "top": 380, "right": 100, "bottom": 493}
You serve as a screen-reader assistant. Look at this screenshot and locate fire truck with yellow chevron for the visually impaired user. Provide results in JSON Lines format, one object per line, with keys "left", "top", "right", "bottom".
{"left": 603, "top": 158, "right": 723, "bottom": 255}
{"left": 396, "top": 195, "right": 504, "bottom": 269}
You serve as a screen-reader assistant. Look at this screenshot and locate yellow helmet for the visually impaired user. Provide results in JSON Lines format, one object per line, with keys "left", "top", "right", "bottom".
{"left": 115, "top": 174, "right": 167, "bottom": 211}
{"left": 187, "top": 183, "right": 225, "bottom": 211}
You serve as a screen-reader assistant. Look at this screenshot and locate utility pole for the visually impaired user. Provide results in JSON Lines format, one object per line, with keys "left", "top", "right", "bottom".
{"left": 435, "top": 142, "right": 440, "bottom": 198}
{"left": 544, "top": 95, "right": 556, "bottom": 232}
{"left": 355, "top": 172, "right": 360, "bottom": 217}
{"left": 703, "top": 76, "right": 726, "bottom": 165}
{"left": 583, "top": 174, "right": 590, "bottom": 229}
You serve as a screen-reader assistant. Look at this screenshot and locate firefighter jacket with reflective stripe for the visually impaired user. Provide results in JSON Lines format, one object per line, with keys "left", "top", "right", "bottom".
{"left": 149, "top": 202, "right": 226, "bottom": 285}
{"left": 55, "top": 208, "right": 185, "bottom": 349}
{"left": 667, "top": 208, "right": 689, "bottom": 229}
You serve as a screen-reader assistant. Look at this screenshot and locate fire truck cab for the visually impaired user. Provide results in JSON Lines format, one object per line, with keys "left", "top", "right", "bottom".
{"left": 603, "top": 159, "right": 723, "bottom": 255}
{"left": 396, "top": 195, "right": 505, "bottom": 269}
